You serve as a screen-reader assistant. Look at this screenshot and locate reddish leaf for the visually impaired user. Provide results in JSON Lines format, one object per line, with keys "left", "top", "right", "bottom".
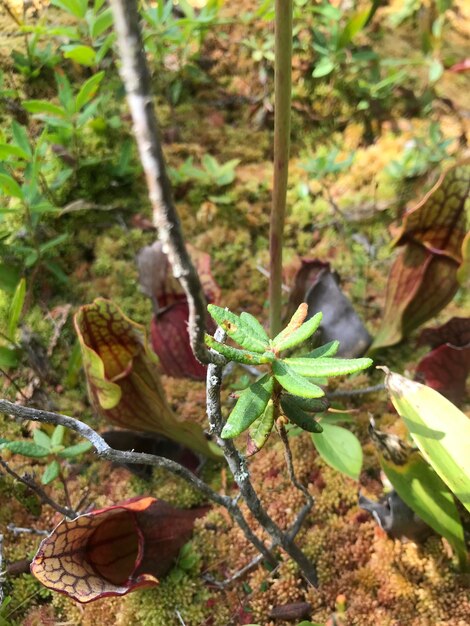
{"left": 418, "top": 317, "right": 470, "bottom": 349}
{"left": 416, "top": 344, "right": 470, "bottom": 405}
{"left": 372, "top": 243, "right": 460, "bottom": 349}
{"left": 151, "top": 300, "right": 207, "bottom": 379}
{"left": 74, "top": 299, "right": 221, "bottom": 459}
{"left": 372, "top": 161, "right": 469, "bottom": 350}
{"left": 287, "top": 259, "right": 371, "bottom": 357}
{"left": 269, "top": 602, "right": 312, "bottom": 620}
{"left": 394, "top": 160, "right": 470, "bottom": 263}
{"left": 449, "top": 59, "right": 470, "bottom": 73}
{"left": 137, "top": 241, "right": 220, "bottom": 379}
{"left": 31, "top": 497, "right": 207, "bottom": 603}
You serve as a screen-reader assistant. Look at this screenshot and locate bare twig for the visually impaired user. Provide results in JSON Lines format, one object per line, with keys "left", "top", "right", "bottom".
{"left": 109, "top": 0, "right": 223, "bottom": 367}
{"left": 0, "top": 457, "right": 76, "bottom": 519}
{"left": 278, "top": 423, "right": 314, "bottom": 514}
{"left": 0, "top": 399, "right": 272, "bottom": 566}
{"left": 0, "top": 532, "right": 3, "bottom": 605}
{"left": 6, "top": 525, "right": 48, "bottom": 537}
{"left": 206, "top": 329, "right": 318, "bottom": 586}
{"left": 327, "top": 383, "right": 385, "bottom": 398}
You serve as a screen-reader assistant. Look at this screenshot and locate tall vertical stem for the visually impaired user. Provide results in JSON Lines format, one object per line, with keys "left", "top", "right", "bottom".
{"left": 269, "top": 0, "right": 293, "bottom": 337}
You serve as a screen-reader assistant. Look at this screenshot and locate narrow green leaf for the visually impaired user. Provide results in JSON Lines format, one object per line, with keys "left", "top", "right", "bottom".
{"left": 312, "top": 422, "right": 363, "bottom": 480}
{"left": 381, "top": 452, "right": 467, "bottom": 570}
{"left": 273, "top": 312, "right": 323, "bottom": 352}
{"left": 11, "top": 121, "right": 32, "bottom": 157}
{"left": 205, "top": 333, "right": 273, "bottom": 365}
{"left": 23, "top": 100, "right": 66, "bottom": 117}
{"left": 302, "top": 340, "right": 339, "bottom": 358}
{"left": 240, "top": 311, "right": 270, "bottom": 343}
{"left": 51, "top": 425, "right": 65, "bottom": 448}
{"left": 0, "top": 173, "right": 22, "bottom": 199}
{"left": 312, "top": 57, "right": 334, "bottom": 78}
{"left": 338, "top": 9, "right": 370, "bottom": 48}
{"left": 284, "top": 356, "right": 372, "bottom": 378}
{"left": 246, "top": 398, "right": 274, "bottom": 455}
{"left": 58, "top": 440, "right": 93, "bottom": 458}
{"left": 281, "top": 394, "right": 329, "bottom": 413}
{"left": 221, "top": 374, "right": 273, "bottom": 439}
{"left": 0, "top": 144, "right": 30, "bottom": 161}
{"left": 281, "top": 395, "right": 323, "bottom": 433}
{"left": 41, "top": 460, "right": 60, "bottom": 485}
{"left": 75, "top": 71, "right": 105, "bottom": 112}
{"left": 207, "top": 305, "right": 269, "bottom": 352}
{"left": 272, "top": 360, "right": 325, "bottom": 398}
{"left": 33, "top": 429, "right": 51, "bottom": 450}
{"left": 51, "top": 0, "right": 87, "bottom": 18}
{"left": 7, "top": 278, "right": 25, "bottom": 341}
{"left": 0, "top": 441, "right": 50, "bottom": 458}
{"left": 90, "top": 7, "right": 113, "bottom": 38}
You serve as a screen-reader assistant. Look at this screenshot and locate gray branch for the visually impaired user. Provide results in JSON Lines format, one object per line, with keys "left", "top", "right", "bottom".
{"left": 109, "top": 0, "right": 222, "bottom": 367}
{"left": 206, "top": 329, "right": 318, "bottom": 586}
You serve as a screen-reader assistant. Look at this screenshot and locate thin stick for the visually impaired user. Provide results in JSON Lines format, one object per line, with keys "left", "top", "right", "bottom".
{"left": 109, "top": 0, "right": 222, "bottom": 367}
{"left": 0, "top": 400, "right": 270, "bottom": 563}
{"left": 269, "top": 0, "right": 293, "bottom": 337}
{"left": 278, "top": 423, "right": 314, "bottom": 510}
{"left": 206, "top": 330, "right": 318, "bottom": 585}
{"left": 0, "top": 458, "right": 75, "bottom": 519}
{"left": 0, "top": 532, "right": 3, "bottom": 605}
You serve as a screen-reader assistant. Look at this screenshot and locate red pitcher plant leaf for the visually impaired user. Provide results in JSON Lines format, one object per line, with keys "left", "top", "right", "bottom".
{"left": 74, "top": 298, "right": 221, "bottom": 459}
{"left": 416, "top": 317, "right": 470, "bottom": 405}
{"left": 371, "top": 160, "right": 470, "bottom": 350}
{"left": 31, "top": 497, "right": 208, "bottom": 603}
{"left": 137, "top": 241, "right": 220, "bottom": 379}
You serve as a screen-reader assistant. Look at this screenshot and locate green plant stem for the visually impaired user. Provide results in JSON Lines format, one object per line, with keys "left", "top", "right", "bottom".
{"left": 269, "top": 0, "right": 293, "bottom": 338}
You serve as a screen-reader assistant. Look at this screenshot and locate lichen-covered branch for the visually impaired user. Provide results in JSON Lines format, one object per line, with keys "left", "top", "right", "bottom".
{"left": 0, "top": 400, "right": 271, "bottom": 566}
{"left": 109, "top": 0, "right": 220, "bottom": 366}
{"left": 206, "top": 329, "right": 318, "bottom": 586}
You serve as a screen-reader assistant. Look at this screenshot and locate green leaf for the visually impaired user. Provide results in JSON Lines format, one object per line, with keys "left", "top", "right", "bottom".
{"left": 205, "top": 333, "right": 273, "bottom": 365}
{"left": 0, "top": 144, "right": 30, "bottom": 161}
{"left": 311, "top": 422, "right": 362, "bottom": 480}
{"left": 12, "top": 121, "right": 32, "bottom": 157}
{"left": 302, "top": 340, "right": 339, "bottom": 358}
{"left": 385, "top": 370, "right": 470, "bottom": 513}
{"left": 51, "top": 0, "right": 87, "bottom": 18}
{"left": 0, "top": 346, "right": 20, "bottom": 368}
{"left": 380, "top": 452, "right": 468, "bottom": 570}
{"left": 51, "top": 425, "right": 65, "bottom": 448}
{"left": 0, "top": 441, "right": 50, "bottom": 458}
{"left": 283, "top": 356, "right": 372, "bottom": 378}
{"left": 0, "top": 173, "right": 23, "bottom": 199}
{"left": 281, "top": 395, "right": 323, "bottom": 433}
{"left": 41, "top": 460, "right": 60, "bottom": 485}
{"left": 39, "top": 233, "right": 68, "bottom": 253}
{"left": 63, "top": 45, "right": 96, "bottom": 67}
{"left": 273, "top": 310, "right": 323, "bottom": 352}
{"left": 239, "top": 312, "right": 270, "bottom": 343}
{"left": 338, "top": 9, "right": 370, "bottom": 49}
{"left": 272, "top": 360, "right": 324, "bottom": 398}
{"left": 90, "top": 7, "right": 113, "bottom": 37}
{"left": 428, "top": 58, "right": 443, "bottom": 83}
{"left": 75, "top": 71, "right": 105, "bottom": 112}
{"left": 207, "top": 305, "right": 269, "bottom": 352}
{"left": 33, "top": 429, "right": 51, "bottom": 450}
{"left": 247, "top": 398, "right": 274, "bottom": 455}
{"left": 312, "top": 57, "right": 335, "bottom": 78}
{"left": 281, "top": 394, "right": 329, "bottom": 413}
{"left": 7, "top": 277, "right": 25, "bottom": 341}
{"left": 58, "top": 440, "right": 93, "bottom": 458}
{"left": 0, "top": 264, "right": 20, "bottom": 293}
{"left": 23, "top": 100, "right": 66, "bottom": 117}
{"left": 221, "top": 374, "right": 273, "bottom": 439}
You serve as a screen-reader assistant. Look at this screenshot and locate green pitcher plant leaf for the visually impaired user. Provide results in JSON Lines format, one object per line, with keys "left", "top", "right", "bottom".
{"left": 384, "top": 369, "right": 470, "bottom": 513}
{"left": 221, "top": 374, "right": 274, "bottom": 439}
{"left": 75, "top": 299, "right": 221, "bottom": 459}
{"left": 207, "top": 304, "right": 269, "bottom": 352}
{"left": 311, "top": 422, "right": 363, "bottom": 480}
{"left": 272, "top": 360, "right": 325, "bottom": 398}
{"left": 283, "top": 356, "right": 372, "bottom": 378}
